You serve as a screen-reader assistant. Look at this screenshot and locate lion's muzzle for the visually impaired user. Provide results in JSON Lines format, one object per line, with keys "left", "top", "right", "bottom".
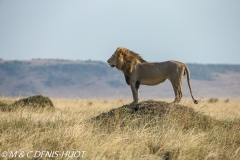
{"left": 107, "top": 59, "right": 115, "bottom": 68}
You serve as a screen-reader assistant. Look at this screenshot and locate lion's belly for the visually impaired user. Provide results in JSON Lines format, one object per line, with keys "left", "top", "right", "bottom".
{"left": 140, "top": 78, "right": 166, "bottom": 86}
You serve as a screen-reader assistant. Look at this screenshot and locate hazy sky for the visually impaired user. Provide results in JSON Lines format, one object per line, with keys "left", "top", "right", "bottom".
{"left": 0, "top": 1, "right": 240, "bottom": 64}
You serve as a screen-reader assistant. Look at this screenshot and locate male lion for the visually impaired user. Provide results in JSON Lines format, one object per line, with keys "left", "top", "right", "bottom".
{"left": 107, "top": 47, "right": 198, "bottom": 105}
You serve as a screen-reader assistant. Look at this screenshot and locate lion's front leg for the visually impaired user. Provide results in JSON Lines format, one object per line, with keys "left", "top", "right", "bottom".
{"left": 130, "top": 82, "right": 139, "bottom": 105}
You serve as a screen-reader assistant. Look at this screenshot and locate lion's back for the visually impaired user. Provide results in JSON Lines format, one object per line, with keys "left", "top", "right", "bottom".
{"left": 137, "top": 60, "right": 186, "bottom": 80}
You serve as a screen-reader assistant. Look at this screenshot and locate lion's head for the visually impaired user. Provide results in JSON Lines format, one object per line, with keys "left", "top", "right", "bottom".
{"left": 107, "top": 47, "right": 147, "bottom": 74}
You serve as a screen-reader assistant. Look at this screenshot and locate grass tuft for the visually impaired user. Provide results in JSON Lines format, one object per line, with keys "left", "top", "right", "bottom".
{"left": 224, "top": 99, "right": 229, "bottom": 103}
{"left": 93, "top": 100, "right": 225, "bottom": 132}
{"left": 208, "top": 98, "right": 219, "bottom": 103}
{"left": 0, "top": 95, "right": 54, "bottom": 111}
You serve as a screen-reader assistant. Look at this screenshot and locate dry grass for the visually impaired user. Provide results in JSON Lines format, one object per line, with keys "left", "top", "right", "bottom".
{"left": 190, "top": 98, "right": 240, "bottom": 120}
{"left": 0, "top": 97, "right": 239, "bottom": 160}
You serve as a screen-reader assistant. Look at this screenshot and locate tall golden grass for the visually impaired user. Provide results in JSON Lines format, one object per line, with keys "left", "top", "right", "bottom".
{"left": 0, "top": 97, "right": 239, "bottom": 160}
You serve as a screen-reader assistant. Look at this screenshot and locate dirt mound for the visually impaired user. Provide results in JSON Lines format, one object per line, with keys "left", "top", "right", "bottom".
{"left": 0, "top": 95, "right": 54, "bottom": 111}
{"left": 93, "top": 100, "right": 238, "bottom": 133}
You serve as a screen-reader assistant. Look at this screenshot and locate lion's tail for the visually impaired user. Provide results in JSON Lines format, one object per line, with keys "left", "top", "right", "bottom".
{"left": 185, "top": 66, "right": 198, "bottom": 104}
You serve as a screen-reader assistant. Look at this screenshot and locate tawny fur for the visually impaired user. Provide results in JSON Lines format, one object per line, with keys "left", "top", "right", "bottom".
{"left": 107, "top": 47, "right": 198, "bottom": 105}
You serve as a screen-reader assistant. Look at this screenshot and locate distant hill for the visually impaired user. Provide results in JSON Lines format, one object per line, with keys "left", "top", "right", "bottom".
{"left": 0, "top": 59, "right": 240, "bottom": 99}
{"left": 187, "top": 63, "right": 240, "bottom": 80}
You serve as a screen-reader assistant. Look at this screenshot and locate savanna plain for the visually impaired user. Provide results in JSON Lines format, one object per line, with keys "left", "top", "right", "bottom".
{"left": 0, "top": 97, "right": 240, "bottom": 160}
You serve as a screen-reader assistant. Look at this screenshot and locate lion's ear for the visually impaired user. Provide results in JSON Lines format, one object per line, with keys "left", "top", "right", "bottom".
{"left": 116, "top": 47, "right": 122, "bottom": 54}
{"left": 116, "top": 47, "right": 126, "bottom": 58}
{"left": 119, "top": 52, "right": 124, "bottom": 59}
{"left": 117, "top": 47, "right": 125, "bottom": 54}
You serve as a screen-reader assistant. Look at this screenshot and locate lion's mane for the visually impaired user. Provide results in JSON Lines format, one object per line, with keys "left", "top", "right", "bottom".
{"left": 116, "top": 47, "right": 147, "bottom": 74}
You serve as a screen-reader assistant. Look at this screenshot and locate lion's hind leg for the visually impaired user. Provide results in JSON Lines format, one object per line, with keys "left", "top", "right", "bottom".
{"left": 173, "top": 90, "right": 182, "bottom": 103}
{"left": 170, "top": 67, "right": 185, "bottom": 104}
{"left": 170, "top": 80, "right": 183, "bottom": 104}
